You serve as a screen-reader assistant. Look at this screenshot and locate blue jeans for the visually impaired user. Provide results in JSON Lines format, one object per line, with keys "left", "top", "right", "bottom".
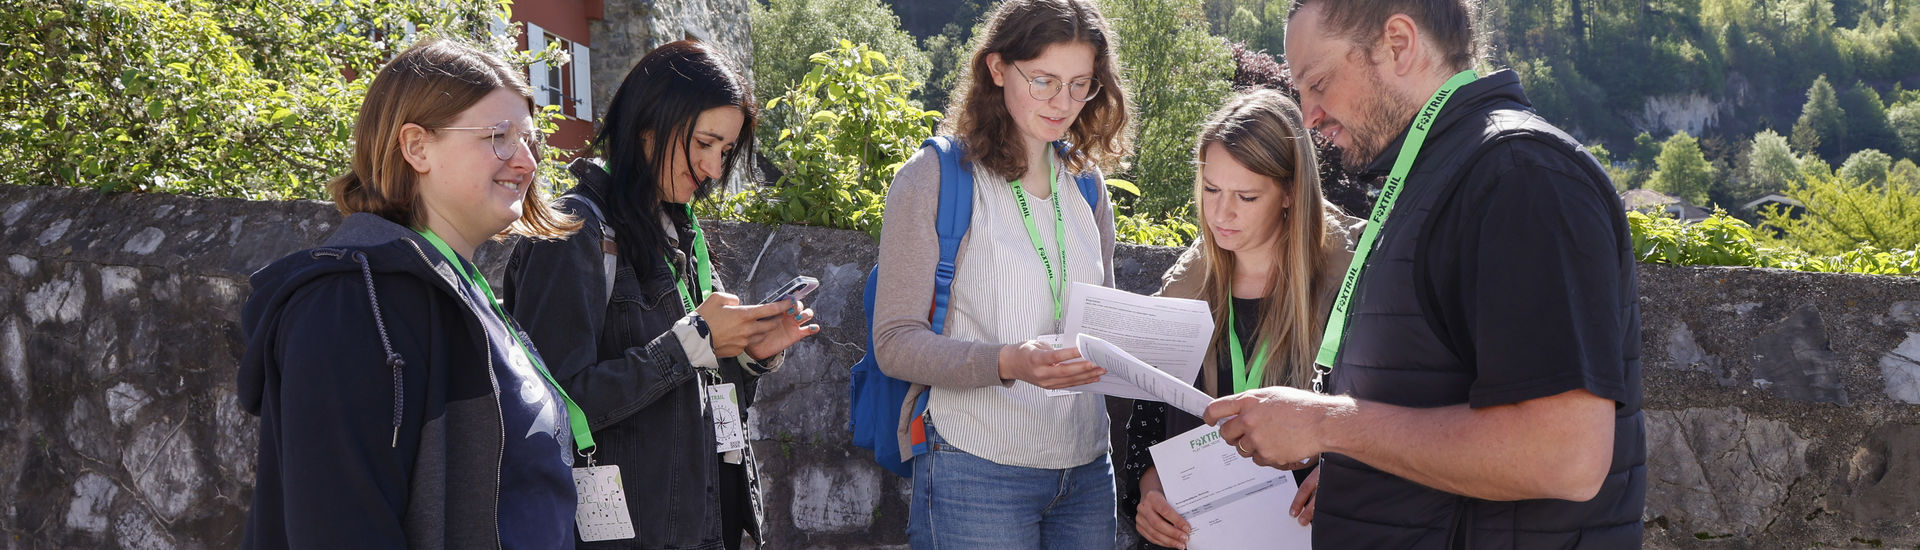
{"left": 908, "top": 417, "right": 1117, "bottom": 550}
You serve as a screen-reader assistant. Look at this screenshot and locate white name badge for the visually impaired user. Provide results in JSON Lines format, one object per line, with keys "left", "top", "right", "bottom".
{"left": 572, "top": 465, "right": 635, "bottom": 542}
{"left": 708, "top": 382, "right": 747, "bottom": 456}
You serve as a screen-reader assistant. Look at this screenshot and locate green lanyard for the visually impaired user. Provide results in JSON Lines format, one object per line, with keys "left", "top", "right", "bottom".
{"left": 1226, "top": 293, "right": 1273, "bottom": 394}
{"left": 415, "top": 228, "right": 596, "bottom": 452}
{"left": 1314, "top": 70, "right": 1478, "bottom": 372}
{"left": 664, "top": 204, "right": 714, "bottom": 315}
{"left": 1011, "top": 153, "right": 1068, "bottom": 320}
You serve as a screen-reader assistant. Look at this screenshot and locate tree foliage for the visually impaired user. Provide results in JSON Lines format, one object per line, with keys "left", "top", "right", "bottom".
{"left": 749, "top": 0, "right": 930, "bottom": 106}
{"left": 703, "top": 41, "right": 940, "bottom": 236}
{"left": 1650, "top": 131, "right": 1717, "bottom": 206}
{"left": 1737, "top": 129, "right": 1802, "bottom": 203}
{"left": 1796, "top": 75, "right": 1849, "bottom": 159}
{"left": 1105, "top": 0, "right": 1235, "bottom": 216}
{"left": 1761, "top": 169, "right": 1920, "bottom": 255}
{"left": 0, "top": 0, "right": 517, "bottom": 199}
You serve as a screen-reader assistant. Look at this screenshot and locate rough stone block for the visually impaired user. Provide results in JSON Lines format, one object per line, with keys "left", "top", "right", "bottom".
{"left": 1880, "top": 332, "right": 1920, "bottom": 404}
{"left": 1644, "top": 407, "right": 1809, "bottom": 538}
{"left": 1750, "top": 305, "right": 1849, "bottom": 404}
{"left": 1831, "top": 422, "right": 1920, "bottom": 542}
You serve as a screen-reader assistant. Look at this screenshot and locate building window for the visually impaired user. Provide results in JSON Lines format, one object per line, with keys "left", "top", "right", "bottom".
{"left": 526, "top": 23, "right": 593, "bottom": 121}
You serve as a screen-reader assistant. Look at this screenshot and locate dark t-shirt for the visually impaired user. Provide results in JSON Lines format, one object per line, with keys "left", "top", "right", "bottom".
{"left": 451, "top": 258, "right": 577, "bottom": 549}
{"left": 1418, "top": 139, "right": 1634, "bottom": 409}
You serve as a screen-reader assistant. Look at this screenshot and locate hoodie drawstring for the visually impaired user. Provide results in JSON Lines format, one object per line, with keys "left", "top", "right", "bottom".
{"left": 354, "top": 251, "right": 407, "bottom": 448}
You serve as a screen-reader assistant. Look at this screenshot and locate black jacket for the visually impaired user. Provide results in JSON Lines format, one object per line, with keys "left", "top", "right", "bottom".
{"left": 503, "top": 159, "right": 774, "bottom": 549}
{"left": 1319, "top": 70, "right": 1646, "bottom": 549}
{"left": 237, "top": 212, "right": 574, "bottom": 549}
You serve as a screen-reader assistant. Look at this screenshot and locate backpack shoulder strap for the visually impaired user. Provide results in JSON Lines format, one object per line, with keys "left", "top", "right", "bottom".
{"left": 922, "top": 135, "right": 972, "bottom": 335}
{"left": 562, "top": 193, "right": 619, "bottom": 305}
{"left": 1051, "top": 141, "right": 1104, "bottom": 212}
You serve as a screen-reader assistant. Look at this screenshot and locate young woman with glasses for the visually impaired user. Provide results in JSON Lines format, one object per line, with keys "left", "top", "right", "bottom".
{"left": 501, "top": 40, "right": 819, "bottom": 550}
{"left": 868, "top": 0, "right": 1134, "bottom": 547}
{"left": 237, "top": 38, "right": 582, "bottom": 548}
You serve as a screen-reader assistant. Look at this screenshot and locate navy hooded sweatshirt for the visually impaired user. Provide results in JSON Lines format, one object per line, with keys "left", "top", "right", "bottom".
{"left": 237, "top": 212, "right": 575, "bottom": 549}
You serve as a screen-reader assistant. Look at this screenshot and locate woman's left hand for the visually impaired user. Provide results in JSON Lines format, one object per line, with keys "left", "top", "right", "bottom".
{"left": 745, "top": 298, "right": 819, "bottom": 361}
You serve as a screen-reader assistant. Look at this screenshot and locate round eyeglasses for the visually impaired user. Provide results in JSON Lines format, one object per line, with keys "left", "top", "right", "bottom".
{"left": 1011, "top": 63, "right": 1102, "bottom": 102}
{"left": 434, "top": 120, "right": 543, "bottom": 161}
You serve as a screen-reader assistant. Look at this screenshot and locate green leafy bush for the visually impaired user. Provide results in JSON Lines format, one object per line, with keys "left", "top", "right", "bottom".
{"left": 704, "top": 41, "right": 940, "bottom": 237}
{"left": 0, "top": 0, "right": 525, "bottom": 199}
{"left": 1759, "top": 170, "right": 1920, "bottom": 255}
{"left": 1628, "top": 210, "right": 1919, "bottom": 275}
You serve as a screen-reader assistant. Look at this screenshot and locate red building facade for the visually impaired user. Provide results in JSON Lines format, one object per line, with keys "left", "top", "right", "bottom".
{"left": 506, "top": 0, "right": 604, "bottom": 155}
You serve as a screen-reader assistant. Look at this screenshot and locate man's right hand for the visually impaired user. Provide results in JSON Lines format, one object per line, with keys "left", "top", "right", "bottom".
{"left": 997, "top": 340, "right": 1103, "bottom": 389}
{"left": 1136, "top": 466, "right": 1191, "bottom": 548}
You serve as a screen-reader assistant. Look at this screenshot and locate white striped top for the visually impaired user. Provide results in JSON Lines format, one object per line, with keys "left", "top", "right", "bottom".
{"left": 929, "top": 153, "right": 1110, "bottom": 469}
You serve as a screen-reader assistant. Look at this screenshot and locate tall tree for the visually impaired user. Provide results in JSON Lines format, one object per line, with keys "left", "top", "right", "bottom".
{"left": 1891, "top": 101, "right": 1920, "bottom": 161}
{"left": 1841, "top": 81, "right": 1900, "bottom": 156}
{"left": 1650, "top": 131, "right": 1718, "bottom": 205}
{"left": 1795, "top": 75, "right": 1849, "bottom": 159}
{"left": 1107, "top": 0, "right": 1235, "bottom": 215}
{"left": 1739, "top": 129, "right": 1803, "bottom": 203}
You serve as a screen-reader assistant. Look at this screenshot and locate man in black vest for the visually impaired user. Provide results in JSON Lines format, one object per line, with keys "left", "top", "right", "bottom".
{"left": 1202, "top": 1, "right": 1647, "bottom": 548}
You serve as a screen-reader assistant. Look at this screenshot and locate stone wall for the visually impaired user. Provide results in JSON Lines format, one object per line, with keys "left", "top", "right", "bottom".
{"left": 588, "top": 0, "right": 754, "bottom": 123}
{"left": 2, "top": 183, "right": 1918, "bottom": 548}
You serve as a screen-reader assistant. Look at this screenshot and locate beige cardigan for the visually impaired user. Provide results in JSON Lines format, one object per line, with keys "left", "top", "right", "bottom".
{"left": 1156, "top": 211, "right": 1366, "bottom": 396}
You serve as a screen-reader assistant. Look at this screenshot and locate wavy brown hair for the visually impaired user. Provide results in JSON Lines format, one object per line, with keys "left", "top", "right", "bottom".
{"left": 1194, "top": 89, "right": 1347, "bottom": 389}
{"left": 328, "top": 37, "right": 578, "bottom": 239}
{"left": 940, "top": 0, "right": 1133, "bottom": 180}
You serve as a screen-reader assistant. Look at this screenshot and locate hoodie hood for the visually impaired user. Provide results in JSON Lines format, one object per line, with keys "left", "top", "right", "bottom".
{"left": 236, "top": 213, "right": 465, "bottom": 430}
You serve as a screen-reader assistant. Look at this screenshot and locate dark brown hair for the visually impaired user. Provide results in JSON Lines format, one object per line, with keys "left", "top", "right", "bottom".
{"left": 328, "top": 37, "right": 577, "bottom": 239}
{"left": 941, "top": 0, "right": 1133, "bottom": 180}
{"left": 1288, "top": 0, "right": 1483, "bottom": 73}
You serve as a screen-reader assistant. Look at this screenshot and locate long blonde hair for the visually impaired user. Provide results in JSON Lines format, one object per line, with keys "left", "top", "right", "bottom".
{"left": 1193, "top": 89, "right": 1346, "bottom": 389}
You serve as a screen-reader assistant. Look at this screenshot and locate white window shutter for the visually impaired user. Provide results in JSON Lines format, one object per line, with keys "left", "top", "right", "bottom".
{"left": 488, "top": 15, "right": 508, "bottom": 43}
{"left": 527, "top": 23, "right": 549, "bottom": 108}
{"left": 572, "top": 42, "right": 593, "bottom": 122}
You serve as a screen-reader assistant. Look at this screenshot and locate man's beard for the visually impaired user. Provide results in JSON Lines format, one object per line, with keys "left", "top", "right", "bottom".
{"left": 1337, "top": 70, "right": 1420, "bottom": 172}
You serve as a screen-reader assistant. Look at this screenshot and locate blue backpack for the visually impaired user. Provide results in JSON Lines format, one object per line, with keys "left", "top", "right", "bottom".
{"left": 848, "top": 136, "right": 1103, "bottom": 477}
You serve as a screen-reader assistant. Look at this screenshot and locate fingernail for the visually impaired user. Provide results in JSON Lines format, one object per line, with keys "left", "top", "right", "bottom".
{"left": 787, "top": 308, "right": 795, "bottom": 314}
{"left": 794, "top": 313, "right": 803, "bottom": 321}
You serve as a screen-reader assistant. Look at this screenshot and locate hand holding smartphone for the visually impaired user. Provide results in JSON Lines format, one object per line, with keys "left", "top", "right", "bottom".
{"left": 760, "top": 275, "right": 819, "bottom": 305}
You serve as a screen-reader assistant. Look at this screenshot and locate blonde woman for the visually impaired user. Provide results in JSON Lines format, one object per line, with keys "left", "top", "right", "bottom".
{"left": 1121, "top": 89, "right": 1363, "bottom": 549}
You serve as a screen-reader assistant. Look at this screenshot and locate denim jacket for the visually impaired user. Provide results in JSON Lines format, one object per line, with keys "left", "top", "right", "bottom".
{"left": 503, "top": 160, "right": 777, "bottom": 549}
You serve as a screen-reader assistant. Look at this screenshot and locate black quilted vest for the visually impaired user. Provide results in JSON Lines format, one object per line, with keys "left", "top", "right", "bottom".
{"left": 1315, "top": 71, "right": 1647, "bottom": 549}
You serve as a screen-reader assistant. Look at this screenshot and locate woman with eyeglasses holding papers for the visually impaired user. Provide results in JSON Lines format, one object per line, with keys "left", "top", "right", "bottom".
{"left": 237, "top": 38, "right": 582, "bottom": 549}
{"left": 868, "top": 0, "right": 1135, "bottom": 547}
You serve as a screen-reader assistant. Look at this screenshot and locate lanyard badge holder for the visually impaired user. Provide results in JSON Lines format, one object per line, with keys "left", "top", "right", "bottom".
{"left": 414, "top": 228, "right": 635, "bottom": 541}
{"left": 661, "top": 208, "right": 748, "bottom": 465}
{"left": 1312, "top": 70, "right": 1477, "bottom": 395}
{"left": 1011, "top": 154, "right": 1069, "bottom": 321}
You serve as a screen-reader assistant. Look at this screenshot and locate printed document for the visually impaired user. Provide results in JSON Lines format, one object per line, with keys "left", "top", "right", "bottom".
{"left": 1068, "top": 334, "right": 1213, "bottom": 417}
{"left": 1149, "top": 425, "right": 1312, "bottom": 549}
{"left": 1046, "top": 282, "right": 1213, "bottom": 403}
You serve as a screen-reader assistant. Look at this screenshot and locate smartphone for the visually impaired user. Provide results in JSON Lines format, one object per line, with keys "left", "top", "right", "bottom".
{"left": 760, "top": 275, "right": 819, "bottom": 305}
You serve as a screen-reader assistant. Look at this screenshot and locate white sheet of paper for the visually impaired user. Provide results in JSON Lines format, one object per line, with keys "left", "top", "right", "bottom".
{"left": 1045, "top": 282, "right": 1213, "bottom": 400}
{"left": 1149, "top": 425, "right": 1312, "bottom": 550}
{"left": 1069, "top": 334, "right": 1214, "bottom": 418}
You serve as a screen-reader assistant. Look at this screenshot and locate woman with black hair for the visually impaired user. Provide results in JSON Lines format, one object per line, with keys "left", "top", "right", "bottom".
{"left": 503, "top": 39, "right": 818, "bottom": 550}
